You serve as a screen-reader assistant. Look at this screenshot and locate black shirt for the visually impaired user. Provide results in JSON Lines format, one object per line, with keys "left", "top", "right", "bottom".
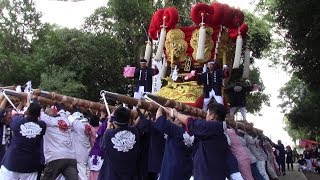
{"left": 298, "top": 159, "right": 307, "bottom": 165}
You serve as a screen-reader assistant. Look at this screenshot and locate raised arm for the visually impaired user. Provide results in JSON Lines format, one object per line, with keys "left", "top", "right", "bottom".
{"left": 136, "top": 108, "right": 151, "bottom": 133}
{"left": 163, "top": 107, "right": 224, "bottom": 137}
{"left": 197, "top": 72, "right": 206, "bottom": 85}
{"left": 154, "top": 115, "right": 184, "bottom": 138}
{"left": 0, "top": 98, "right": 7, "bottom": 111}
{"left": 40, "top": 111, "right": 57, "bottom": 127}
{"left": 186, "top": 118, "right": 224, "bottom": 138}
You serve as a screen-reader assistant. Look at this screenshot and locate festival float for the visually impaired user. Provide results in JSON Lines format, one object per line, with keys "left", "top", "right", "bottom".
{"left": 0, "top": 2, "right": 262, "bottom": 134}
{"left": 145, "top": 2, "right": 250, "bottom": 109}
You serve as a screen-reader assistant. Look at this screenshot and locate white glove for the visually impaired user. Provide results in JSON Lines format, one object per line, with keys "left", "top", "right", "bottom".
{"left": 223, "top": 64, "right": 228, "bottom": 70}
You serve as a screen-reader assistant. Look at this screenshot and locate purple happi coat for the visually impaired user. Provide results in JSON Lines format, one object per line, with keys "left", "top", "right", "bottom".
{"left": 88, "top": 120, "right": 107, "bottom": 171}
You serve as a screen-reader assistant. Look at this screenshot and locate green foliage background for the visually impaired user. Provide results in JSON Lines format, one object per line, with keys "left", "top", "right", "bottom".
{"left": 0, "top": 0, "right": 270, "bottom": 114}
{"left": 257, "top": 0, "right": 320, "bottom": 141}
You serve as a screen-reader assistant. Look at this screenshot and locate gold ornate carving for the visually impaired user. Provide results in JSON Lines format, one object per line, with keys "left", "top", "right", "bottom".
{"left": 184, "top": 57, "right": 192, "bottom": 71}
{"left": 217, "top": 30, "right": 235, "bottom": 66}
{"left": 165, "top": 29, "right": 188, "bottom": 66}
{"left": 156, "top": 79, "right": 203, "bottom": 103}
{"left": 190, "top": 27, "right": 214, "bottom": 63}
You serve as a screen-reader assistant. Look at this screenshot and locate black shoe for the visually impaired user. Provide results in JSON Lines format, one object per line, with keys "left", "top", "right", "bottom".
{"left": 283, "top": 172, "right": 286, "bottom": 176}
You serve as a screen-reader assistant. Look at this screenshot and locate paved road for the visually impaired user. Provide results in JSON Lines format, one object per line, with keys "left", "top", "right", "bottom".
{"left": 279, "top": 170, "right": 307, "bottom": 180}
{"left": 279, "top": 164, "right": 320, "bottom": 180}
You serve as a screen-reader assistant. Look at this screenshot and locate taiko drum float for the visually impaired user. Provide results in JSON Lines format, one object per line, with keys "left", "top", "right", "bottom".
{"left": 146, "top": 2, "right": 249, "bottom": 109}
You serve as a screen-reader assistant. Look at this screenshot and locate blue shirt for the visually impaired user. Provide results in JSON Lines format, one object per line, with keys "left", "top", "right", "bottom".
{"left": 2, "top": 115, "right": 46, "bottom": 173}
{"left": 98, "top": 126, "right": 140, "bottom": 180}
{"left": 187, "top": 118, "right": 228, "bottom": 180}
{"left": 136, "top": 113, "right": 165, "bottom": 173}
{"left": 155, "top": 116, "right": 193, "bottom": 180}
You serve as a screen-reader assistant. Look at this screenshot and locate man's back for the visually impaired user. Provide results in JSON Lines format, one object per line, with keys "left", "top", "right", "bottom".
{"left": 2, "top": 115, "right": 46, "bottom": 173}
{"left": 99, "top": 126, "right": 140, "bottom": 179}
{"left": 40, "top": 112, "right": 75, "bottom": 164}
{"left": 72, "top": 120, "right": 90, "bottom": 163}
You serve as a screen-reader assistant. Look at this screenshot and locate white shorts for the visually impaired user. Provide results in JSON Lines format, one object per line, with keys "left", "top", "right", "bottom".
{"left": 0, "top": 165, "right": 38, "bottom": 180}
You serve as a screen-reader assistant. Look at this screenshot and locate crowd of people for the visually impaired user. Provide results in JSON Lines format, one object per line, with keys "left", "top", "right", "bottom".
{"left": 296, "top": 144, "right": 320, "bottom": 174}
{"left": 0, "top": 91, "right": 296, "bottom": 180}
{"left": 0, "top": 59, "right": 314, "bottom": 180}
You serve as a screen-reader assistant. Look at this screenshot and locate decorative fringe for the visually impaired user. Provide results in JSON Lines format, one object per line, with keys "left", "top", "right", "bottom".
{"left": 196, "top": 25, "right": 206, "bottom": 61}
{"left": 155, "top": 28, "right": 166, "bottom": 60}
{"left": 144, "top": 40, "right": 152, "bottom": 62}
{"left": 242, "top": 47, "right": 250, "bottom": 79}
{"left": 232, "top": 34, "right": 243, "bottom": 69}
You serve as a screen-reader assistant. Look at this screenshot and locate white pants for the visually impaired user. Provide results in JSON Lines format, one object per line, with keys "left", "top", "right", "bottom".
{"left": 230, "top": 107, "right": 247, "bottom": 121}
{"left": 230, "top": 172, "right": 244, "bottom": 180}
{"left": 134, "top": 86, "right": 150, "bottom": 100}
{"left": 203, "top": 89, "right": 223, "bottom": 111}
{"left": 77, "top": 162, "right": 89, "bottom": 180}
{"left": 256, "top": 161, "right": 269, "bottom": 180}
{"left": 299, "top": 165, "right": 307, "bottom": 171}
{"left": 0, "top": 165, "right": 38, "bottom": 180}
{"left": 306, "top": 159, "right": 312, "bottom": 171}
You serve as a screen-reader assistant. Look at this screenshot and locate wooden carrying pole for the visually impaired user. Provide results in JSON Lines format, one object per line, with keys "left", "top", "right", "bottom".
{"left": 1, "top": 89, "right": 115, "bottom": 113}
{"left": 102, "top": 91, "right": 206, "bottom": 118}
{"left": 102, "top": 91, "right": 263, "bottom": 135}
{"left": 1, "top": 89, "right": 263, "bottom": 135}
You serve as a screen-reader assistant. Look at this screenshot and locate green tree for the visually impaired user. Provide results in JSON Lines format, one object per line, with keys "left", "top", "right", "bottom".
{"left": 83, "top": 7, "right": 113, "bottom": 34}
{"left": 40, "top": 66, "right": 86, "bottom": 97}
{"left": 257, "top": 0, "right": 320, "bottom": 89}
{"left": 31, "top": 26, "right": 130, "bottom": 100}
{"left": 84, "top": 0, "right": 154, "bottom": 65}
{"left": 257, "top": 0, "right": 320, "bottom": 140}
{"left": 244, "top": 11, "right": 272, "bottom": 59}
{"left": 0, "top": 0, "right": 42, "bottom": 85}
{"left": 246, "top": 66, "right": 270, "bottom": 114}
{"left": 279, "top": 75, "right": 320, "bottom": 141}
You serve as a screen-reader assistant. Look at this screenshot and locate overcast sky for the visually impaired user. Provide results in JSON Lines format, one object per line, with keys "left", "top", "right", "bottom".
{"left": 34, "top": 0, "right": 294, "bottom": 146}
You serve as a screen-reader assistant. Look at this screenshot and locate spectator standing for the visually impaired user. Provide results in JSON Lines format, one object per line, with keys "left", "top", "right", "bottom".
{"left": 285, "top": 146, "right": 293, "bottom": 171}
{"left": 303, "top": 146, "right": 312, "bottom": 172}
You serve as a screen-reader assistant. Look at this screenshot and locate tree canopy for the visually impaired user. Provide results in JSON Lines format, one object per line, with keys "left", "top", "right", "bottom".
{"left": 0, "top": 0, "right": 271, "bottom": 114}
{"left": 258, "top": 0, "right": 320, "bottom": 141}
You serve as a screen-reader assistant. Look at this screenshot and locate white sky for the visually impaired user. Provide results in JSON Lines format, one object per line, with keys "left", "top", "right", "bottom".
{"left": 34, "top": 0, "right": 294, "bottom": 146}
